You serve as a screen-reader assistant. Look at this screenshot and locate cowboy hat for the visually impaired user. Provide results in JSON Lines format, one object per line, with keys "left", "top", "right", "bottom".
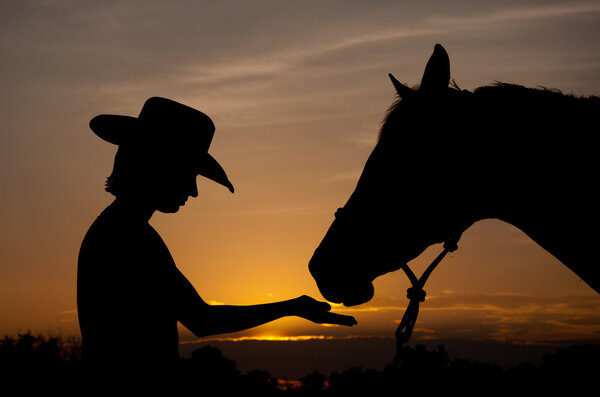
{"left": 89, "top": 97, "right": 234, "bottom": 193}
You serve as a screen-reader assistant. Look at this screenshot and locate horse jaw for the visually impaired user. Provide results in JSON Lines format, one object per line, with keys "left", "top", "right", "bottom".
{"left": 309, "top": 264, "right": 375, "bottom": 306}
{"left": 309, "top": 249, "right": 404, "bottom": 306}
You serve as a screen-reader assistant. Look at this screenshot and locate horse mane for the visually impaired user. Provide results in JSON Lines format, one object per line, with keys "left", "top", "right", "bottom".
{"left": 472, "top": 82, "right": 599, "bottom": 109}
{"left": 379, "top": 82, "right": 599, "bottom": 143}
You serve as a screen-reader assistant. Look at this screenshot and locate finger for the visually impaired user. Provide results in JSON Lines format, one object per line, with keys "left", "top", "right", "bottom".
{"left": 321, "top": 312, "right": 357, "bottom": 326}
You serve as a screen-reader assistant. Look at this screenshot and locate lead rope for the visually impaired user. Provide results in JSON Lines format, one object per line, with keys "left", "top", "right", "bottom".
{"left": 393, "top": 239, "right": 458, "bottom": 365}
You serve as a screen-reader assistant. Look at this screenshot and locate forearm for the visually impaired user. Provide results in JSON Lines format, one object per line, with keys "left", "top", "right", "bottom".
{"left": 183, "top": 299, "right": 297, "bottom": 337}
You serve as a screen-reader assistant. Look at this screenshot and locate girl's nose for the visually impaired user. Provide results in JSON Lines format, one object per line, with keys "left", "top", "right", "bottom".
{"left": 190, "top": 178, "right": 198, "bottom": 197}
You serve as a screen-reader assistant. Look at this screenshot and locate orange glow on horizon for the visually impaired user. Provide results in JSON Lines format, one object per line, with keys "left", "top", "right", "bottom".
{"left": 180, "top": 334, "right": 391, "bottom": 344}
{"left": 1, "top": 2, "right": 599, "bottom": 356}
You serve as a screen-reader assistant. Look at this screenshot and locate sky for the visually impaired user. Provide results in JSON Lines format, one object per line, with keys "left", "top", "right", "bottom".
{"left": 1, "top": 0, "right": 599, "bottom": 372}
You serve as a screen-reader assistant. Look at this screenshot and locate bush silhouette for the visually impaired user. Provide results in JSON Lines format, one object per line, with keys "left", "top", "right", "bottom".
{"left": 300, "top": 371, "right": 328, "bottom": 392}
{"left": 243, "top": 369, "right": 279, "bottom": 394}
{"left": 1, "top": 333, "right": 598, "bottom": 393}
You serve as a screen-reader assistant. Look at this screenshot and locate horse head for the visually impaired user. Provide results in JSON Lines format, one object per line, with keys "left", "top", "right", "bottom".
{"left": 309, "top": 44, "right": 484, "bottom": 306}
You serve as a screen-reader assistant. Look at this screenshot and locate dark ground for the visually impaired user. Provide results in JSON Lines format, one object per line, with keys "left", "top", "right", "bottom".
{"left": 1, "top": 332, "right": 598, "bottom": 394}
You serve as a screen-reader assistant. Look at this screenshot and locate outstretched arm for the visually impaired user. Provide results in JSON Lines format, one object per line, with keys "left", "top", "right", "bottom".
{"left": 174, "top": 269, "right": 356, "bottom": 337}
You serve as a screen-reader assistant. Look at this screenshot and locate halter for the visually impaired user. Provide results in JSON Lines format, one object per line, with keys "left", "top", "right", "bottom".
{"left": 333, "top": 206, "right": 459, "bottom": 365}
{"left": 393, "top": 239, "right": 458, "bottom": 365}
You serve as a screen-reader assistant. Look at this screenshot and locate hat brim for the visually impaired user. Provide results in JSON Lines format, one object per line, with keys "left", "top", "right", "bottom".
{"left": 90, "top": 114, "right": 140, "bottom": 145}
{"left": 197, "top": 153, "right": 235, "bottom": 193}
{"left": 90, "top": 114, "right": 234, "bottom": 193}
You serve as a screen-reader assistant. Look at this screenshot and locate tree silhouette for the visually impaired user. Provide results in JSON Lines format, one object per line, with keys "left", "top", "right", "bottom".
{"left": 1, "top": 333, "right": 598, "bottom": 394}
{"left": 243, "top": 369, "right": 279, "bottom": 394}
{"left": 300, "top": 371, "right": 328, "bottom": 392}
{"left": 176, "top": 345, "right": 241, "bottom": 392}
{"left": 0, "top": 332, "right": 83, "bottom": 393}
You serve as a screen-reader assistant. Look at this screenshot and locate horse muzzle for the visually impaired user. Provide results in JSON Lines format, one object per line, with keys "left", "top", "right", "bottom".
{"left": 309, "top": 254, "right": 375, "bottom": 306}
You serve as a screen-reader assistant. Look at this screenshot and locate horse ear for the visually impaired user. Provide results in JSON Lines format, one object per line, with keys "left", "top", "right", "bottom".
{"left": 420, "top": 44, "right": 450, "bottom": 90}
{"left": 388, "top": 73, "right": 414, "bottom": 99}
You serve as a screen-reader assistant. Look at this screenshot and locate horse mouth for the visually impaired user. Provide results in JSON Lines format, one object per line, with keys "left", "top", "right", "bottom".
{"left": 341, "top": 282, "right": 375, "bottom": 306}
{"left": 309, "top": 251, "right": 377, "bottom": 306}
{"left": 322, "top": 282, "right": 374, "bottom": 307}
{"left": 310, "top": 270, "right": 375, "bottom": 307}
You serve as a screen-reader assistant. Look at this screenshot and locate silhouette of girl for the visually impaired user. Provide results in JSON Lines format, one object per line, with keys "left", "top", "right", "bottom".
{"left": 77, "top": 98, "right": 356, "bottom": 377}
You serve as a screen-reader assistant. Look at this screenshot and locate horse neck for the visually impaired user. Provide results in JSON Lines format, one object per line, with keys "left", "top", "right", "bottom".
{"left": 470, "top": 92, "right": 600, "bottom": 293}
{"left": 491, "top": 191, "right": 599, "bottom": 294}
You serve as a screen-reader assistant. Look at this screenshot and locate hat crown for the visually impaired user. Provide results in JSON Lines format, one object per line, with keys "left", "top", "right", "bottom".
{"left": 137, "top": 97, "right": 215, "bottom": 151}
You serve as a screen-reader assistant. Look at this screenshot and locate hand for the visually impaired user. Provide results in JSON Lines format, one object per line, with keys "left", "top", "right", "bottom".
{"left": 291, "top": 295, "right": 357, "bottom": 326}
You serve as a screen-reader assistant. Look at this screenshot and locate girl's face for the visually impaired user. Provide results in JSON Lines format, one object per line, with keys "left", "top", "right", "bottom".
{"left": 153, "top": 165, "right": 199, "bottom": 213}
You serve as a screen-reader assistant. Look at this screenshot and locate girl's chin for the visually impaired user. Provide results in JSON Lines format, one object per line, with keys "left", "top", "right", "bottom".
{"left": 157, "top": 203, "right": 183, "bottom": 213}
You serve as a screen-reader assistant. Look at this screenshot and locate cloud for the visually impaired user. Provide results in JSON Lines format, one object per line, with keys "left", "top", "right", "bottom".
{"left": 237, "top": 205, "right": 331, "bottom": 217}
{"left": 183, "top": 0, "right": 600, "bottom": 85}
{"left": 182, "top": 290, "right": 600, "bottom": 344}
{"left": 151, "top": 1, "right": 600, "bottom": 90}
{"left": 424, "top": 1, "right": 600, "bottom": 27}
{"left": 320, "top": 292, "right": 600, "bottom": 343}
{"left": 180, "top": 334, "right": 388, "bottom": 344}
{"left": 320, "top": 169, "right": 363, "bottom": 183}
{"left": 415, "top": 293, "right": 600, "bottom": 342}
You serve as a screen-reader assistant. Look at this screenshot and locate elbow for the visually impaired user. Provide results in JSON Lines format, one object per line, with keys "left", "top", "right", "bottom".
{"left": 179, "top": 316, "right": 211, "bottom": 338}
{"left": 187, "top": 320, "right": 216, "bottom": 338}
{"left": 191, "top": 329, "right": 210, "bottom": 338}
{"left": 179, "top": 301, "right": 215, "bottom": 337}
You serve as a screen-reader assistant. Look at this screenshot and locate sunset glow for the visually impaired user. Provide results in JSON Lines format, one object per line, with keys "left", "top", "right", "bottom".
{"left": 1, "top": 1, "right": 599, "bottom": 375}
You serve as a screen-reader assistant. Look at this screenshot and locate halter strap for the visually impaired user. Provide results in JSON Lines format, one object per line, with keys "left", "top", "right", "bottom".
{"left": 393, "top": 240, "right": 458, "bottom": 365}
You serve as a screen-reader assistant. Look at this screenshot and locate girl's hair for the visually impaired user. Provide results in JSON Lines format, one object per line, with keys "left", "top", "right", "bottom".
{"left": 104, "top": 144, "right": 159, "bottom": 197}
